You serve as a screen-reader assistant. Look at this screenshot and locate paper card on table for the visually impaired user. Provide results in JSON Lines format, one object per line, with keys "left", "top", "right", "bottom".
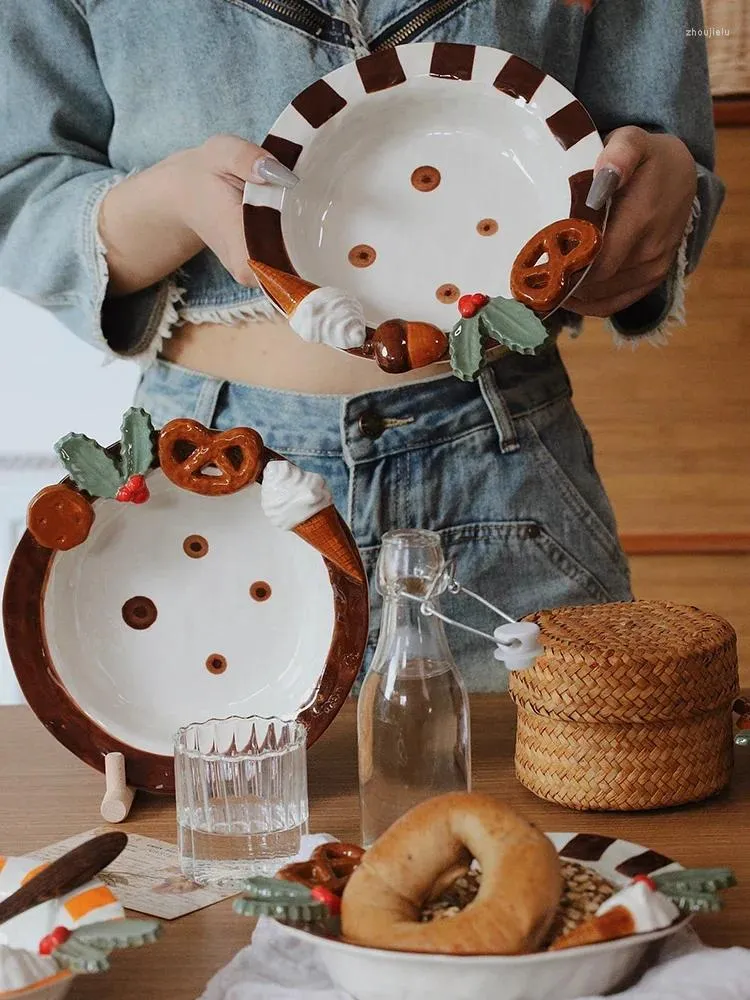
{"left": 31, "top": 828, "right": 237, "bottom": 920}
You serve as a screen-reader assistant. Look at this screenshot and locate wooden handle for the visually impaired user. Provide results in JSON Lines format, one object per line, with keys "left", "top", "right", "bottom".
{"left": 101, "top": 752, "right": 136, "bottom": 823}
{"left": 0, "top": 831, "right": 127, "bottom": 926}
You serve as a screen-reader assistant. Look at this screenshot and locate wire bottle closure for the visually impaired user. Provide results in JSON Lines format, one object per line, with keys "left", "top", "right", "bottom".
{"left": 394, "top": 559, "right": 543, "bottom": 671}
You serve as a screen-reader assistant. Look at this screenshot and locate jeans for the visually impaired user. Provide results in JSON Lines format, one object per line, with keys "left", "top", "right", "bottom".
{"left": 135, "top": 345, "right": 632, "bottom": 691}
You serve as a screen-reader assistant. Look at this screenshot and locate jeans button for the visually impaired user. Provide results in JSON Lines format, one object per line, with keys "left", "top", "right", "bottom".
{"left": 358, "top": 411, "right": 385, "bottom": 439}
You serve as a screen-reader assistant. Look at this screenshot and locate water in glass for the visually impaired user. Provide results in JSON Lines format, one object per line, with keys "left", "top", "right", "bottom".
{"left": 175, "top": 716, "right": 308, "bottom": 886}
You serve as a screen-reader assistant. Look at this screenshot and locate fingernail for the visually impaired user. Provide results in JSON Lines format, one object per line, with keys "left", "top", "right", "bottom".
{"left": 585, "top": 166, "right": 621, "bottom": 210}
{"left": 253, "top": 156, "right": 299, "bottom": 189}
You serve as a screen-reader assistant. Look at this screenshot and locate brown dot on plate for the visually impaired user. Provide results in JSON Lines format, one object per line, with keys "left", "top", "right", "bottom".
{"left": 348, "top": 244, "right": 376, "bottom": 268}
{"left": 206, "top": 654, "right": 227, "bottom": 675}
{"left": 411, "top": 165, "right": 441, "bottom": 192}
{"left": 249, "top": 581, "right": 272, "bottom": 602}
{"left": 122, "top": 596, "right": 158, "bottom": 630}
{"left": 183, "top": 534, "right": 209, "bottom": 559}
{"left": 477, "top": 218, "right": 498, "bottom": 236}
{"left": 436, "top": 283, "right": 460, "bottom": 304}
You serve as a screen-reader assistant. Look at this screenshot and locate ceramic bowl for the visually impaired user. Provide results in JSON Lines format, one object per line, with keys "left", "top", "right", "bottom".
{"left": 279, "top": 833, "right": 689, "bottom": 1000}
{"left": 4, "top": 425, "right": 369, "bottom": 794}
{"left": 244, "top": 42, "right": 606, "bottom": 335}
{"left": 0, "top": 854, "right": 124, "bottom": 998}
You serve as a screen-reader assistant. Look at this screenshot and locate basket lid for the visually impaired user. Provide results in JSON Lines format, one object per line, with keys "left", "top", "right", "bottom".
{"left": 509, "top": 601, "right": 738, "bottom": 724}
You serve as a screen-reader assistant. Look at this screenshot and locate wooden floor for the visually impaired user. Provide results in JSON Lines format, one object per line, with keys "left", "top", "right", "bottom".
{"left": 559, "top": 127, "right": 750, "bottom": 684}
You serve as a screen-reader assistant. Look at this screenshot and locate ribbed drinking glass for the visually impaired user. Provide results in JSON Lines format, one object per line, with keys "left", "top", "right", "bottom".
{"left": 175, "top": 716, "right": 308, "bottom": 886}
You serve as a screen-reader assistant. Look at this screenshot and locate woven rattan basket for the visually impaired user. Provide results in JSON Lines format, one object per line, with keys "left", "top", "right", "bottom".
{"left": 509, "top": 601, "right": 739, "bottom": 811}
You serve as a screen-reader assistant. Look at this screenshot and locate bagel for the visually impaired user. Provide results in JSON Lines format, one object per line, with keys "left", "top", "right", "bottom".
{"left": 341, "top": 792, "right": 561, "bottom": 955}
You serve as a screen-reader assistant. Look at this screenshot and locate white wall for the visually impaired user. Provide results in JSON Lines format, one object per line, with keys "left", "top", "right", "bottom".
{"left": 0, "top": 289, "right": 139, "bottom": 702}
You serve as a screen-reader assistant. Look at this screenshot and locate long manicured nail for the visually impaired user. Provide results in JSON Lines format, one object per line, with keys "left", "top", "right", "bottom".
{"left": 585, "top": 166, "right": 621, "bottom": 210}
{"left": 253, "top": 156, "right": 299, "bottom": 188}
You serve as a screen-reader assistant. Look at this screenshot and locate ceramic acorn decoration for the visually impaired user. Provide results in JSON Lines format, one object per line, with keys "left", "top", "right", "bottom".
{"left": 550, "top": 868, "right": 737, "bottom": 951}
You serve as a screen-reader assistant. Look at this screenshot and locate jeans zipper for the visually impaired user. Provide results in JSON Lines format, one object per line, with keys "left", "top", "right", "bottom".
{"left": 371, "top": 0, "right": 468, "bottom": 50}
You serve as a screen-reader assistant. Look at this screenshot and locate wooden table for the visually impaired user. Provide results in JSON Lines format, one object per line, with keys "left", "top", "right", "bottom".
{"left": 2, "top": 698, "right": 749, "bottom": 999}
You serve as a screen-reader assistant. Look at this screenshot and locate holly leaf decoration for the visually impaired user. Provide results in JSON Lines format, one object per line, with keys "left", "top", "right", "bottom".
{"left": 479, "top": 296, "right": 549, "bottom": 354}
{"left": 653, "top": 867, "right": 736, "bottom": 914}
{"left": 54, "top": 433, "right": 124, "bottom": 499}
{"left": 654, "top": 868, "right": 737, "bottom": 894}
{"left": 52, "top": 938, "right": 112, "bottom": 975}
{"left": 71, "top": 917, "right": 162, "bottom": 950}
{"left": 449, "top": 314, "right": 486, "bottom": 382}
{"left": 119, "top": 407, "right": 156, "bottom": 480}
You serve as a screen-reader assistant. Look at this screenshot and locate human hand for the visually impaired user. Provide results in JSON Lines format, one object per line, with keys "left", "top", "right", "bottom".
{"left": 170, "top": 135, "right": 297, "bottom": 286}
{"left": 566, "top": 127, "right": 697, "bottom": 317}
{"left": 101, "top": 135, "right": 296, "bottom": 296}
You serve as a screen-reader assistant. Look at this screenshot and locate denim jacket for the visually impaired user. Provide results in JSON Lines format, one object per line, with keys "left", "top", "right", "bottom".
{"left": 0, "top": 0, "right": 724, "bottom": 365}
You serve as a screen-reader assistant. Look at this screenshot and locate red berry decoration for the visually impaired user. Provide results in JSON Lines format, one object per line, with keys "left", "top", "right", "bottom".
{"left": 116, "top": 473, "right": 150, "bottom": 504}
{"left": 737, "top": 715, "right": 750, "bottom": 730}
{"left": 39, "top": 925, "right": 71, "bottom": 955}
{"left": 458, "top": 293, "right": 490, "bottom": 319}
{"left": 458, "top": 294, "right": 477, "bottom": 318}
{"left": 310, "top": 885, "right": 341, "bottom": 916}
{"left": 632, "top": 874, "right": 657, "bottom": 892}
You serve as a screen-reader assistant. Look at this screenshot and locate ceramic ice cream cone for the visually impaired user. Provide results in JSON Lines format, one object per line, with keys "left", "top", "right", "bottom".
{"left": 293, "top": 506, "right": 364, "bottom": 584}
{"left": 549, "top": 906, "right": 636, "bottom": 951}
{"left": 248, "top": 260, "right": 319, "bottom": 317}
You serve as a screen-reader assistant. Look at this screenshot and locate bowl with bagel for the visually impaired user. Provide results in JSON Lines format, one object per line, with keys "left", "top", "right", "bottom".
{"left": 235, "top": 793, "right": 736, "bottom": 1000}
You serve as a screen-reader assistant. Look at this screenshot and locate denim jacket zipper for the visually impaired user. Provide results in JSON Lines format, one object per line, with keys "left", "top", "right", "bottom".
{"left": 245, "top": 0, "right": 350, "bottom": 44}
{"left": 371, "top": 0, "right": 467, "bottom": 50}
{"left": 249, "top": 0, "right": 468, "bottom": 51}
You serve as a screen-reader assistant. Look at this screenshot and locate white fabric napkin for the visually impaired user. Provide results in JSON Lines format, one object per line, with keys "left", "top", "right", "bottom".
{"left": 201, "top": 919, "right": 750, "bottom": 1000}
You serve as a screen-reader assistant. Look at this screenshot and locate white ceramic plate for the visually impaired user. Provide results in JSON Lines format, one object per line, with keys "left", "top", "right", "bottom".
{"left": 0, "top": 854, "right": 124, "bottom": 998}
{"left": 279, "top": 832, "right": 688, "bottom": 1000}
{"left": 5, "top": 442, "right": 368, "bottom": 794}
{"left": 244, "top": 43, "right": 606, "bottom": 334}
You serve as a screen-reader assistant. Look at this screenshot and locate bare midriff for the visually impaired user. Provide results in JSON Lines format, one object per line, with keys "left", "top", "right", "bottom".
{"left": 161, "top": 315, "right": 451, "bottom": 395}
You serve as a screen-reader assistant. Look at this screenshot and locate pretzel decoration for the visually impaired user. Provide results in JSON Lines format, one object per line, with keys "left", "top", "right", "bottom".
{"left": 510, "top": 218, "right": 601, "bottom": 313}
{"left": 277, "top": 842, "right": 365, "bottom": 897}
{"left": 158, "top": 419, "right": 264, "bottom": 497}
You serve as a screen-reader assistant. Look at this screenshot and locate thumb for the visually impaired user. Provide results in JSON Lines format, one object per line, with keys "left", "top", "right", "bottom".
{"left": 585, "top": 126, "right": 651, "bottom": 210}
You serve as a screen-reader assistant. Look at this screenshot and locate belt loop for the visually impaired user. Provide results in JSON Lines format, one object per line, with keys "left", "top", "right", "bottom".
{"left": 478, "top": 366, "right": 520, "bottom": 454}
{"left": 192, "top": 375, "right": 227, "bottom": 427}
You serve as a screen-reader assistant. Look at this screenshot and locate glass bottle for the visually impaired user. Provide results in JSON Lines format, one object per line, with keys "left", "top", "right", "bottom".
{"left": 357, "top": 529, "right": 471, "bottom": 848}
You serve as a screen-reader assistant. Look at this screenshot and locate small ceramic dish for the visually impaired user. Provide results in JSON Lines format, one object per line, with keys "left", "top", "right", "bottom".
{"left": 0, "top": 853, "right": 124, "bottom": 999}
{"left": 3, "top": 412, "right": 369, "bottom": 793}
{"left": 243, "top": 42, "right": 606, "bottom": 341}
{"left": 275, "top": 833, "right": 689, "bottom": 1000}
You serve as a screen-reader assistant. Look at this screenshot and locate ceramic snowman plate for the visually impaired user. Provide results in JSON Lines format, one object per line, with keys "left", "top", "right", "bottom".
{"left": 243, "top": 42, "right": 606, "bottom": 341}
{"left": 276, "top": 834, "right": 691, "bottom": 1000}
{"left": 3, "top": 412, "right": 368, "bottom": 794}
{"left": 0, "top": 853, "right": 124, "bottom": 998}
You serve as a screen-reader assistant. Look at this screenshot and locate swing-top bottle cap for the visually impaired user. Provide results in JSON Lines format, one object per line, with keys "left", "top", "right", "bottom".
{"left": 492, "top": 621, "right": 543, "bottom": 671}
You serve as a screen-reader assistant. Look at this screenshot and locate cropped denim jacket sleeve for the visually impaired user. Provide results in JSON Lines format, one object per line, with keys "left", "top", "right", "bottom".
{"left": 0, "top": 0, "right": 725, "bottom": 365}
